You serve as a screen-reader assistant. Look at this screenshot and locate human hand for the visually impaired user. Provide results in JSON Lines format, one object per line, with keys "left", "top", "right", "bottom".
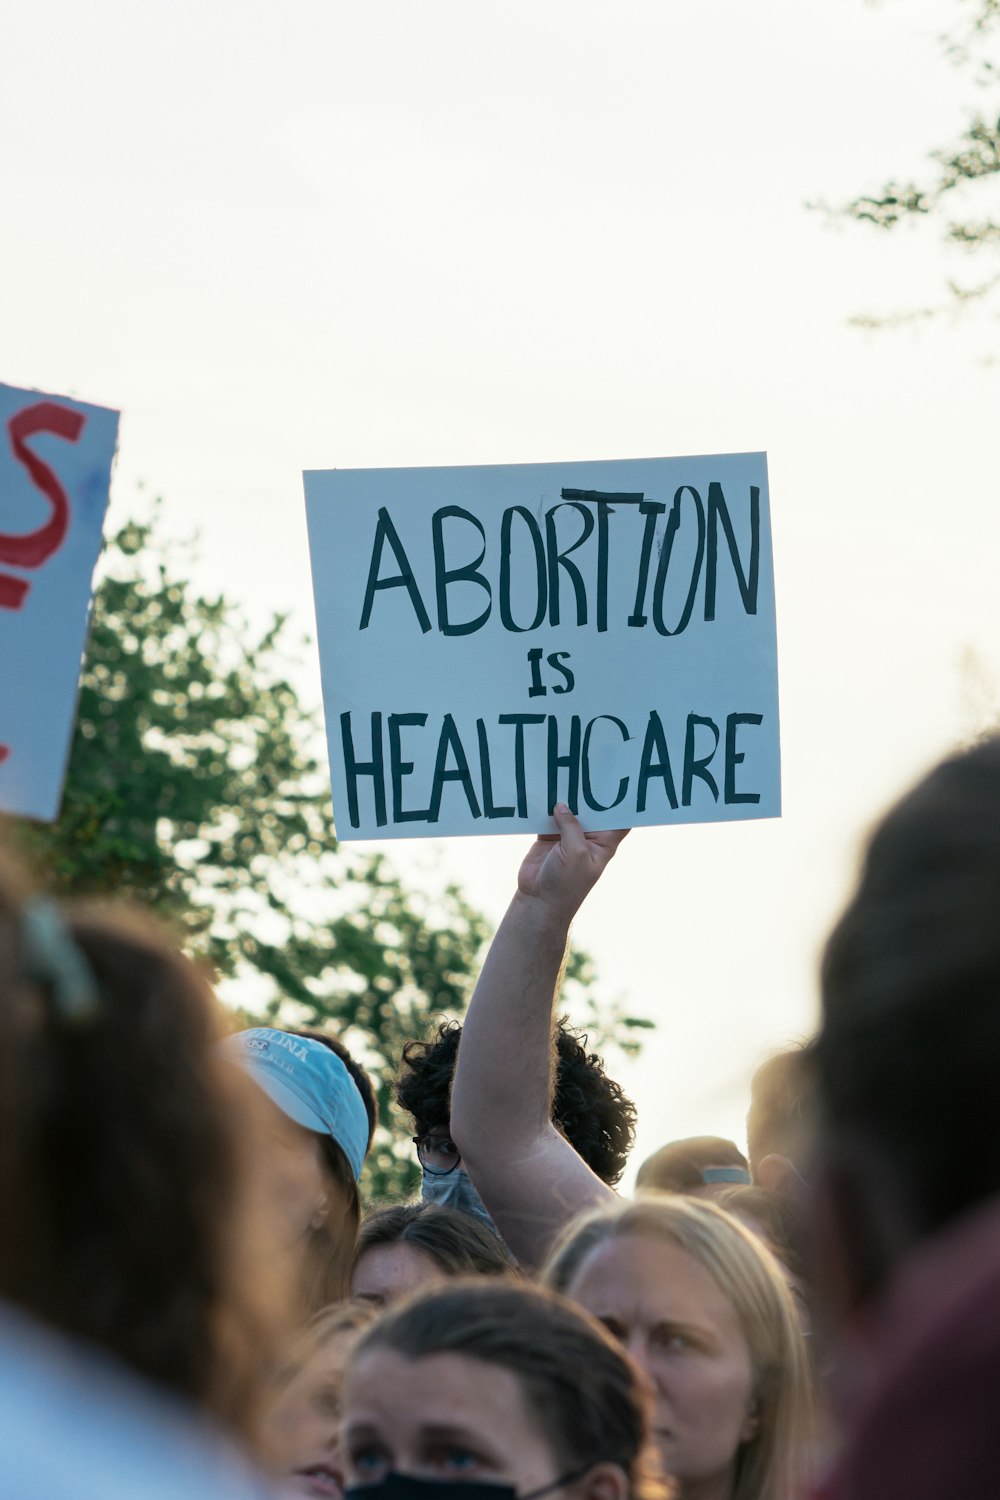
{"left": 515, "top": 804, "right": 628, "bottom": 924}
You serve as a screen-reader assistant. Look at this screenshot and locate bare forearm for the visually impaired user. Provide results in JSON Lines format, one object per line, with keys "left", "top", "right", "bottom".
{"left": 450, "top": 812, "right": 628, "bottom": 1266}
{"left": 452, "top": 890, "right": 570, "bottom": 1155}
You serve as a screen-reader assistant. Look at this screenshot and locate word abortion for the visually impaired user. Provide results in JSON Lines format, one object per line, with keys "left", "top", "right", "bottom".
{"left": 359, "top": 483, "right": 760, "bottom": 637}
{"left": 338, "top": 706, "right": 765, "bottom": 831}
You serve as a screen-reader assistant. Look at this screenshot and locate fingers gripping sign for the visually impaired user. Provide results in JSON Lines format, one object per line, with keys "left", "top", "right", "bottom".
{"left": 517, "top": 804, "right": 629, "bottom": 922}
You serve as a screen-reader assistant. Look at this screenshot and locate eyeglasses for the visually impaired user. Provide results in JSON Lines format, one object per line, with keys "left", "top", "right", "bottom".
{"left": 413, "top": 1133, "right": 462, "bottom": 1176}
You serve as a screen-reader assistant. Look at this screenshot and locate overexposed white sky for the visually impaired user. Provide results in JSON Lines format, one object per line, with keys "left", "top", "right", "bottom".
{"left": 4, "top": 0, "right": 998, "bottom": 1176}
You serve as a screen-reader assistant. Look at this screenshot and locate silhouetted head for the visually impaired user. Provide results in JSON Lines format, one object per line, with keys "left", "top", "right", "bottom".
{"left": 815, "top": 735, "right": 1000, "bottom": 1311}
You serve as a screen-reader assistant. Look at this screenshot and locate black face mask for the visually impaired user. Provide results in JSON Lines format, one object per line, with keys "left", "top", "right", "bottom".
{"left": 349, "top": 1467, "right": 587, "bottom": 1500}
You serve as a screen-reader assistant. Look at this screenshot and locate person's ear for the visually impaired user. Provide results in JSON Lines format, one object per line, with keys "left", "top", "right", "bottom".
{"left": 756, "top": 1153, "right": 797, "bottom": 1196}
{"left": 575, "top": 1462, "right": 630, "bottom": 1500}
{"left": 310, "top": 1196, "right": 329, "bottom": 1230}
{"left": 740, "top": 1398, "right": 760, "bottom": 1444}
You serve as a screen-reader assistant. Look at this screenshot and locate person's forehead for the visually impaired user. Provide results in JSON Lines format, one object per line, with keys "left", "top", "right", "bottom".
{"left": 351, "top": 1243, "right": 451, "bottom": 1307}
{"left": 346, "top": 1348, "right": 537, "bottom": 1433}
{"left": 569, "top": 1232, "right": 742, "bottom": 1330}
{"left": 357, "top": 1242, "right": 441, "bottom": 1282}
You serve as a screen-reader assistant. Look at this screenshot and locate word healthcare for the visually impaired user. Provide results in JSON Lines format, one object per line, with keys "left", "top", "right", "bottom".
{"left": 305, "top": 453, "right": 781, "bottom": 841}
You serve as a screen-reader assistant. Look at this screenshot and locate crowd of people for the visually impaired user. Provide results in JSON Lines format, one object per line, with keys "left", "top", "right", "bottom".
{"left": 4, "top": 733, "right": 1000, "bottom": 1498}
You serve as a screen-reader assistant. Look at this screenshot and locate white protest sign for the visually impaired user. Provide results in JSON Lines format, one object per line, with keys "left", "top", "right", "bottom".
{"left": 305, "top": 454, "right": 780, "bottom": 841}
{"left": 0, "top": 382, "right": 119, "bottom": 821}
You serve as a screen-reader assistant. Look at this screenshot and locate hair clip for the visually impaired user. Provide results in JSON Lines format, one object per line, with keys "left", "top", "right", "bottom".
{"left": 20, "top": 898, "right": 100, "bottom": 1024}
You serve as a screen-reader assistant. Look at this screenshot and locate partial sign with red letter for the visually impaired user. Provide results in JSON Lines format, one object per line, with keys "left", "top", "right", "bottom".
{"left": 0, "top": 381, "right": 120, "bottom": 820}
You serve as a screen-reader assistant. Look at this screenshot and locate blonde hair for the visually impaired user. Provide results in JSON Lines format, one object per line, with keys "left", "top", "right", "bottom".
{"left": 544, "top": 1195, "right": 811, "bottom": 1500}
{"left": 274, "top": 1298, "right": 378, "bottom": 1387}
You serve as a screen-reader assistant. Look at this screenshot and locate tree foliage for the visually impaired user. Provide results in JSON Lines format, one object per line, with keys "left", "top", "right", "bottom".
{"left": 825, "top": 0, "right": 1000, "bottom": 326}
{"left": 4, "top": 510, "right": 650, "bottom": 1200}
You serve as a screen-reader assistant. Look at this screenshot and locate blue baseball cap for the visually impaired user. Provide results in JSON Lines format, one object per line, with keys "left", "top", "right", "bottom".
{"left": 225, "top": 1028, "right": 370, "bottom": 1181}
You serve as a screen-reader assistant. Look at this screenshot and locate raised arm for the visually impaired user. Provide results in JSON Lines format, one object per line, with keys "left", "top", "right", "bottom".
{"left": 450, "top": 805, "right": 627, "bottom": 1268}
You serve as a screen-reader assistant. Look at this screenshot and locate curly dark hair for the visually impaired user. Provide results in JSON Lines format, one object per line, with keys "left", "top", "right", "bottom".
{"left": 395, "top": 1017, "right": 636, "bottom": 1186}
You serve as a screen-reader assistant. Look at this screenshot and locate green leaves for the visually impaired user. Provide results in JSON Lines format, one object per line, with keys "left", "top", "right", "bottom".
{"left": 819, "top": 3, "right": 1000, "bottom": 327}
{"left": 4, "top": 508, "right": 648, "bottom": 1200}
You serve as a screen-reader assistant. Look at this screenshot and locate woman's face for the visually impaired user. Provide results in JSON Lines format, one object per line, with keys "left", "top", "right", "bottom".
{"left": 342, "top": 1348, "right": 562, "bottom": 1493}
{"left": 266, "top": 1330, "right": 359, "bottom": 1498}
{"left": 259, "top": 1098, "right": 339, "bottom": 1247}
{"left": 565, "top": 1233, "right": 757, "bottom": 1496}
{"left": 351, "top": 1243, "right": 451, "bottom": 1308}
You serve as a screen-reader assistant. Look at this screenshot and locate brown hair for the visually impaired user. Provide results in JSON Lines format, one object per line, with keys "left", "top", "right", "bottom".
{"left": 349, "top": 1280, "right": 667, "bottom": 1500}
{"left": 544, "top": 1196, "right": 811, "bottom": 1500}
{"left": 0, "top": 861, "right": 287, "bottom": 1440}
{"left": 300, "top": 1140, "right": 362, "bottom": 1315}
{"left": 746, "top": 1048, "right": 813, "bottom": 1178}
{"left": 257, "top": 1028, "right": 376, "bottom": 1315}
{"left": 636, "top": 1136, "right": 749, "bottom": 1194}
{"left": 714, "top": 1186, "right": 804, "bottom": 1281}
{"left": 354, "top": 1202, "right": 516, "bottom": 1281}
